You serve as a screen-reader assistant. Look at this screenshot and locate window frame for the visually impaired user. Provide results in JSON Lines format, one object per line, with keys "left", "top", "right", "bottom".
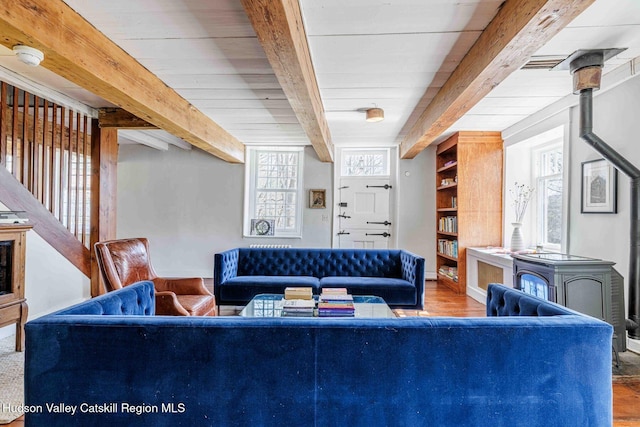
{"left": 243, "top": 146, "right": 304, "bottom": 238}
{"left": 340, "top": 148, "right": 391, "bottom": 177}
{"left": 532, "top": 140, "right": 564, "bottom": 251}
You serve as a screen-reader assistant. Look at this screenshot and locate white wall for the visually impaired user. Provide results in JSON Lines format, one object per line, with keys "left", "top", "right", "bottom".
{"left": 0, "top": 218, "right": 89, "bottom": 340}
{"left": 398, "top": 146, "right": 436, "bottom": 277}
{"left": 117, "top": 145, "right": 333, "bottom": 277}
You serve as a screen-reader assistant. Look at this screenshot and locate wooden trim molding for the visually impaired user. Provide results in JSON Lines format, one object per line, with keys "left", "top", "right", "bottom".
{"left": 89, "top": 122, "right": 118, "bottom": 296}
{"left": 0, "top": 0, "right": 244, "bottom": 163}
{"left": 98, "top": 108, "right": 158, "bottom": 129}
{"left": 399, "top": 0, "right": 597, "bottom": 159}
{"left": 241, "top": 0, "right": 334, "bottom": 162}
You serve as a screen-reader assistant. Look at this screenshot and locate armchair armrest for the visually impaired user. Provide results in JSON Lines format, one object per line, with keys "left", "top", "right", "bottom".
{"left": 152, "top": 277, "right": 212, "bottom": 296}
{"left": 154, "top": 291, "right": 190, "bottom": 316}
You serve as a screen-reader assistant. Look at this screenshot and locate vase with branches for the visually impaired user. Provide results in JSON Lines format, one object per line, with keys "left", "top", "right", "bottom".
{"left": 510, "top": 182, "right": 535, "bottom": 223}
{"left": 509, "top": 182, "right": 534, "bottom": 251}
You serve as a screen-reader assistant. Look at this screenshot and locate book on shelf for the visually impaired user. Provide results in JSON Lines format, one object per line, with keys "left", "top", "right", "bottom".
{"left": 437, "top": 239, "right": 458, "bottom": 258}
{"left": 284, "top": 287, "right": 313, "bottom": 300}
{"left": 438, "top": 265, "right": 459, "bottom": 282}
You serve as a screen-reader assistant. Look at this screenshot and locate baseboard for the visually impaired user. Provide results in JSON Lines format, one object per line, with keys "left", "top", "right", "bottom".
{"left": 425, "top": 270, "right": 437, "bottom": 280}
{"left": 466, "top": 286, "right": 486, "bottom": 305}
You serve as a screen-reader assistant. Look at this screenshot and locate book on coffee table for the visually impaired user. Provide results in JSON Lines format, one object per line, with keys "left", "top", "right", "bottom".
{"left": 282, "top": 299, "right": 315, "bottom": 317}
{"left": 284, "top": 287, "right": 313, "bottom": 300}
{"left": 317, "top": 301, "right": 355, "bottom": 317}
{"left": 319, "top": 288, "right": 353, "bottom": 302}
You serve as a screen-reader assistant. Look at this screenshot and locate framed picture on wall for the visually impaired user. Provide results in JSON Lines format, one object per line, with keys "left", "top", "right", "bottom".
{"left": 309, "top": 189, "right": 326, "bottom": 209}
{"left": 581, "top": 158, "right": 617, "bottom": 214}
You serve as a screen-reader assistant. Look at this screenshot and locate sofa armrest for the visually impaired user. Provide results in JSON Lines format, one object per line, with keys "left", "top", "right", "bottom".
{"left": 400, "top": 250, "right": 425, "bottom": 309}
{"left": 152, "top": 277, "right": 211, "bottom": 295}
{"left": 52, "top": 281, "right": 156, "bottom": 316}
{"left": 155, "top": 291, "right": 190, "bottom": 316}
{"left": 214, "top": 249, "right": 240, "bottom": 285}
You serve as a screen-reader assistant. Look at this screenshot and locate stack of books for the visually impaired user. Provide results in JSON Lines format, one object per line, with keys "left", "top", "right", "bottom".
{"left": 282, "top": 287, "right": 315, "bottom": 317}
{"left": 284, "top": 287, "right": 313, "bottom": 300}
{"left": 282, "top": 299, "right": 315, "bottom": 317}
{"left": 318, "top": 288, "right": 354, "bottom": 317}
{"left": 438, "top": 265, "right": 458, "bottom": 282}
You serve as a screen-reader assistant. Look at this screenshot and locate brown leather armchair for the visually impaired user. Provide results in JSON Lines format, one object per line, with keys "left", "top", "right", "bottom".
{"left": 95, "top": 238, "right": 216, "bottom": 316}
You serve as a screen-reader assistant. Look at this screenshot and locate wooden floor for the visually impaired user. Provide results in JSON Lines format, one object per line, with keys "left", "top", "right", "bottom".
{"left": 5, "top": 281, "right": 639, "bottom": 426}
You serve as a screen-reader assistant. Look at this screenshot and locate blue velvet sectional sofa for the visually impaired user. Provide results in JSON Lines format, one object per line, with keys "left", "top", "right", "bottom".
{"left": 24, "top": 281, "right": 612, "bottom": 426}
{"left": 214, "top": 247, "right": 425, "bottom": 309}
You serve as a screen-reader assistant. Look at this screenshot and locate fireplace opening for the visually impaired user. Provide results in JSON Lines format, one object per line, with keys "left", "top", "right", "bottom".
{"left": 520, "top": 273, "right": 550, "bottom": 301}
{"left": 0, "top": 240, "right": 13, "bottom": 295}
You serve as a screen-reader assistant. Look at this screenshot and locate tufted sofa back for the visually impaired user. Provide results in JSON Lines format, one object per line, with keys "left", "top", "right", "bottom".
{"left": 54, "top": 281, "right": 155, "bottom": 316}
{"left": 486, "top": 283, "right": 575, "bottom": 317}
{"left": 236, "top": 248, "right": 404, "bottom": 278}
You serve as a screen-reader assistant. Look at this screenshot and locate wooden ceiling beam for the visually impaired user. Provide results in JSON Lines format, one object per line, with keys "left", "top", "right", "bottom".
{"left": 241, "top": 0, "right": 334, "bottom": 162}
{"left": 0, "top": 0, "right": 245, "bottom": 163}
{"left": 98, "top": 108, "right": 158, "bottom": 129}
{"left": 400, "top": 0, "right": 596, "bottom": 159}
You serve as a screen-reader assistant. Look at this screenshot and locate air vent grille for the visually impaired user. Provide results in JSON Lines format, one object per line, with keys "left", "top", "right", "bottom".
{"left": 521, "top": 56, "right": 566, "bottom": 70}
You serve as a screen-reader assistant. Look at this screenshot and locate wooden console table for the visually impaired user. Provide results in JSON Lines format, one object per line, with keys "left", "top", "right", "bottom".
{"left": 0, "top": 224, "right": 32, "bottom": 351}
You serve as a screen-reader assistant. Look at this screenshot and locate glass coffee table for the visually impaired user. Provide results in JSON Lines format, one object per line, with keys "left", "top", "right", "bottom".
{"left": 239, "top": 294, "right": 396, "bottom": 318}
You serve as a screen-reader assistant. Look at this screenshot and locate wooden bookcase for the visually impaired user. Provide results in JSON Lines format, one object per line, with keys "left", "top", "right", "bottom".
{"left": 435, "top": 132, "right": 503, "bottom": 294}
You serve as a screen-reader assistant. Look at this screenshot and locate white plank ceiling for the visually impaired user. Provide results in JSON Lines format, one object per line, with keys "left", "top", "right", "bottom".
{"left": 0, "top": 0, "right": 639, "bottom": 156}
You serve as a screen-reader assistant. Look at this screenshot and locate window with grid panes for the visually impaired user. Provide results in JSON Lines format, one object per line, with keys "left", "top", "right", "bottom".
{"left": 535, "top": 142, "right": 563, "bottom": 250}
{"left": 340, "top": 149, "right": 390, "bottom": 176}
{"left": 244, "top": 147, "right": 304, "bottom": 238}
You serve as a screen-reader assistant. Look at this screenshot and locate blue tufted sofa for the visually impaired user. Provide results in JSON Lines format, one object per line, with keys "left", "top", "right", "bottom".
{"left": 214, "top": 248, "right": 425, "bottom": 309}
{"left": 24, "top": 281, "right": 612, "bottom": 427}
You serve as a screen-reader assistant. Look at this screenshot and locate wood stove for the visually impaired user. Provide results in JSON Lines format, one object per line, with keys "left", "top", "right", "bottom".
{"left": 512, "top": 252, "right": 625, "bottom": 352}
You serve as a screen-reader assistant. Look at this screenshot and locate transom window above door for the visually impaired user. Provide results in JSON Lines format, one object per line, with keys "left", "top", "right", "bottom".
{"left": 340, "top": 149, "right": 390, "bottom": 177}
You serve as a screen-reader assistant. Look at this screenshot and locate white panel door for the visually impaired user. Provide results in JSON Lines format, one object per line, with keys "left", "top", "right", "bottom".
{"left": 337, "top": 177, "right": 392, "bottom": 249}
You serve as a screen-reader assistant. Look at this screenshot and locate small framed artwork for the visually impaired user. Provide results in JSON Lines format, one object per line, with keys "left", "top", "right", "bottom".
{"left": 581, "top": 158, "right": 617, "bottom": 214}
{"left": 309, "top": 189, "right": 326, "bottom": 209}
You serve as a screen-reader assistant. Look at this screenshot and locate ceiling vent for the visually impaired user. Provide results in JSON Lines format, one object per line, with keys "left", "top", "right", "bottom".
{"left": 521, "top": 56, "right": 567, "bottom": 70}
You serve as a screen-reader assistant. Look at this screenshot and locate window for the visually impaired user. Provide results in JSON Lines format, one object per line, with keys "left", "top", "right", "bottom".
{"left": 534, "top": 143, "right": 563, "bottom": 249}
{"left": 340, "top": 149, "right": 390, "bottom": 177}
{"left": 244, "top": 147, "right": 304, "bottom": 238}
{"left": 505, "top": 125, "right": 566, "bottom": 252}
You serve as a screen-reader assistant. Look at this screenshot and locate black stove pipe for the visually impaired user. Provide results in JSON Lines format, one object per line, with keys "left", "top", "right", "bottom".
{"left": 579, "top": 88, "right": 640, "bottom": 338}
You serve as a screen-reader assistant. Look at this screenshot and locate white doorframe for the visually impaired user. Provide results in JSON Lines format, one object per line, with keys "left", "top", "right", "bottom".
{"left": 332, "top": 146, "right": 399, "bottom": 248}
